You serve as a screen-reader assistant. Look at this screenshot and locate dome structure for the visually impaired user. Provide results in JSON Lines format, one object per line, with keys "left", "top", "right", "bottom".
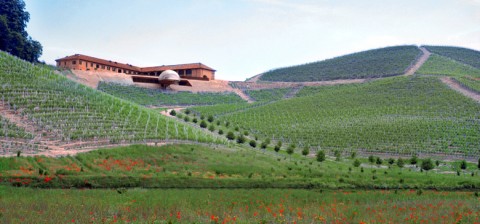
{"left": 158, "top": 70, "right": 180, "bottom": 81}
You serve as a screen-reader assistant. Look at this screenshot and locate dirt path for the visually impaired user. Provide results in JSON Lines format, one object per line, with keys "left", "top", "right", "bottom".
{"left": 160, "top": 107, "right": 186, "bottom": 117}
{"left": 246, "top": 73, "right": 263, "bottom": 83}
{"left": 404, "top": 47, "right": 431, "bottom": 76}
{"left": 441, "top": 77, "right": 480, "bottom": 103}
{"left": 232, "top": 89, "right": 255, "bottom": 103}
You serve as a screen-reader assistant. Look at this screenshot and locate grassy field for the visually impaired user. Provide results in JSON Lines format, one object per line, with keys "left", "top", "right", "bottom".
{"left": 1, "top": 187, "right": 480, "bottom": 223}
{"left": 98, "top": 82, "right": 245, "bottom": 106}
{"left": 188, "top": 76, "right": 480, "bottom": 156}
{"left": 2, "top": 144, "right": 480, "bottom": 190}
{"left": 259, "top": 45, "right": 420, "bottom": 82}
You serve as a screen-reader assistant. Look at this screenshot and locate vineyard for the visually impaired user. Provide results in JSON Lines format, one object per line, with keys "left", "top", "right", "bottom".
{"left": 98, "top": 82, "right": 245, "bottom": 106}
{"left": 259, "top": 45, "right": 421, "bottom": 82}
{"left": 423, "top": 45, "right": 480, "bottom": 69}
{"left": 245, "top": 88, "right": 290, "bottom": 102}
{"left": 0, "top": 51, "right": 217, "bottom": 153}
{"left": 196, "top": 76, "right": 480, "bottom": 156}
{"left": 455, "top": 76, "right": 480, "bottom": 93}
{"left": 416, "top": 54, "right": 480, "bottom": 77}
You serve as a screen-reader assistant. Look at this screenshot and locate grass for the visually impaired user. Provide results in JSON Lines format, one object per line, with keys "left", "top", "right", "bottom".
{"left": 416, "top": 54, "right": 480, "bottom": 77}
{"left": 98, "top": 82, "right": 245, "bottom": 106}
{"left": 259, "top": 45, "right": 420, "bottom": 82}
{"left": 1, "top": 187, "right": 480, "bottom": 223}
{"left": 196, "top": 76, "right": 480, "bottom": 155}
{"left": 2, "top": 144, "right": 480, "bottom": 190}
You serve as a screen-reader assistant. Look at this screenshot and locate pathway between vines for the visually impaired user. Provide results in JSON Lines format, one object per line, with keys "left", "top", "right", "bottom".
{"left": 404, "top": 47, "right": 431, "bottom": 76}
{"left": 440, "top": 77, "right": 480, "bottom": 103}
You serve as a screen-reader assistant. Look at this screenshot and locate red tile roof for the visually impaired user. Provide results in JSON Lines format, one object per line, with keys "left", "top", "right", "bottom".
{"left": 56, "top": 54, "right": 215, "bottom": 72}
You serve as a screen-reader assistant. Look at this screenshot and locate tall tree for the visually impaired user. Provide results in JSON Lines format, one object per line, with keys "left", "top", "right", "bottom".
{"left": 0, "top": 0, "right": 42, "bottom": 62}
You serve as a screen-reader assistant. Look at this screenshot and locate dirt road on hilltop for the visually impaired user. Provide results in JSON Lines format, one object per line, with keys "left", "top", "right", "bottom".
{"left": 404, "top": 47, "right": 431, "bottom": 76}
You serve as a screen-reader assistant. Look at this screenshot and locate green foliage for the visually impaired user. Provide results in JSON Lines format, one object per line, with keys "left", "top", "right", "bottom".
{"left": 353, "top": 159, "right": 361, "bottom": 167}
{"left": 424, "top": 45, "right": 480, "bottom": 69}
{"left": 226, "top": 131, "right": 235, "bottom": 140}
{"left": 199, "top": 120, "right": 207, "bottom": 129}
{"left": 249, "top": 140, "right": 256, "bottom": 148}
{"left": 98, "top": 82, "right": 245, "bottom": 106}
{"left": 0, "top": 51, "right": 215, "bottom": 143}
{"left": 454, "top": 76, "right": 480, "bottom": 93}
{"left": 274, "top": 141, "right": 282, "bottom": 153}
{"left": 316, "top": 150, "right": 325, "bottom": 162}
{"left": 207, "top": 115, "right": 214, "bottom": 123}
{"left": 368, "top": 155, "right": 375, "bottom": 164}
{"left": 236, "top": 134, "right": 246, "bottom": 144}
{"left": 246, "top": 88, "right": 290, "bottom": 102}
{"left": 416, "top": 54, "right": 480, "bottom": 77}
{"left": 301, "top": 146, "right": 309, "bottom": 156}
{"left": 169, "top": 109, "right": 176, "bottom": 116}
{"left": 259, "top": 46, "right": 420, "bottom": 82}
{"left": 421, "top": 158, "right": 434, "bottom": 171}
{"left": 208, "top": 124, "right": 215, "bottom": 132}
{"left": 460, "top": 160, "right": 467, "bottom": 170}
{"left": 397, "top": 158, "right": 405, "bottom": 168}
{"left": 0, "top": 0, "right": 42, "bottom": 62}
{"left": 376, "top": 157, "right": 383, "bottom": 165}
{"left": 388, "top": 158, "right": 395, "bottom": 165}
{"left": 410, "top": 155, "right": 418, "bottom": 165}
{"left": 215, "top": 76, "right": 480, "bottom": 155}
{"left": 286, "top": 144, "right": 295, "bottom": 156}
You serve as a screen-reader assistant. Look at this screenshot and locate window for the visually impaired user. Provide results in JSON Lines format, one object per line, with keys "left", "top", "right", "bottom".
{"left": 118, "top": 69, "right": 122, "bottom": 73}
{"left": 178, "top": 70, "right": 185, "bottom": 75}
{"left": 91, "top": 63, "right": 93, "bottom": 67}
{"left": 79, "top": 60, "right": 82, "bottom": 65}
{"left": 113, "top": 68, "right": 116, "bottom": 72}
{"left": 107, "top": 66, "right": 110, "bottom": 70}
{"left": 186, "top": 69, "right": 192, "bottom": 75}
{"left": 64, "top": 62, "right": 66, "bottom": 66}
{"left": 96, "top": 64, "right": 99, "bottom": 68}
{"left": 72, "top": 60, "right": 77, "bottom": 65}
{"left": 101, "top": 65, "right": 105, "bottom": 69}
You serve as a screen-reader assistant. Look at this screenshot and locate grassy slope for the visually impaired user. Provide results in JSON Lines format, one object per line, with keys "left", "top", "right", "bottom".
{"left": 424, "top": 45, "right": 480, "bottom": 69}
{"left": 454, "top": 76, "right": 480, "bottom": 93}
{"left": 98, "top": 82, "right": 245, "bottom": 106}
{"left": 246, "top": 88, "right": 290, "bottom": 102}
{"left": 2, "top": 187, "right": 479, "bottom": 223}
{"left": 0, "top": 51, "right": 214, "bottom": 143}
{"left": 259, "top": 45, "right": 420, "bottom": 82}
{"left": 203, "top": 76, "right": 480, "bottom": 154}
{"left": 416, "top": 54, "right": 480, "bottom": 77}
{"left": 2, "top": 144, "right": 480, "bottom": 190}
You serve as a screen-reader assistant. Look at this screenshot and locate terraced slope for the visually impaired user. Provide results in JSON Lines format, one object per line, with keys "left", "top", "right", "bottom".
{"left": 423, "top": 45, "right": 480, "bottom": 69}
{"left": 259, "top": 45, "right": 421, "bottom": 82}
{"left": 205, "top": 76, "right": 480, "bottom": 156}
{"left": 98, "top": 82, "right": 245, "bottom": 106}
{"left": 0, "top": 51, "right": 216, "bottom": 154}
{"left": 245, "top": 88, "right": 290, "bottom": 102}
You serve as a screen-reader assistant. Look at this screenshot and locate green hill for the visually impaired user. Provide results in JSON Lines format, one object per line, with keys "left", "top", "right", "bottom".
{"left": 0, "top": 51, "right": 216, "bottom": 147}
{"left": 416, "top": 54, "right": 480, "bottom": 77}
{"left": 423, "top": 45, "right": 480, "bottom": 69}
{"left": 258, "top": 45, "right": 421, "bottom": 82}
{"left": 192, "top": 76, "right": 480, "bottom": 155}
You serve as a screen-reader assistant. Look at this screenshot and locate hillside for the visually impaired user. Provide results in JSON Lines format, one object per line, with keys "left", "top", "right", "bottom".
{"left": 0, "top": 51, "right": 216, "bottom": 155}
{"left": 258, "top": 45, "right": 421, "bottom": 82}
{"left": 423, "top": 45, "right": 480, "bottom": 69}
{"left": 191, "top": 76, "right": 480, "bottom": 157}
{"left": 416, "top": 54, "right": 480, "bottom": 77}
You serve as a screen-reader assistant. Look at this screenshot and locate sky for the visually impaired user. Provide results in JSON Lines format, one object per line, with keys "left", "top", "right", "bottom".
{"left": 24, "top": 0, "right": 480, "bottom": 81}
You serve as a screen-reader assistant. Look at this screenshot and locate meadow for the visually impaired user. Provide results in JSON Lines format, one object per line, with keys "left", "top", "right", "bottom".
{"left": 1, "top": 187, "right": 479, "bottom": 223}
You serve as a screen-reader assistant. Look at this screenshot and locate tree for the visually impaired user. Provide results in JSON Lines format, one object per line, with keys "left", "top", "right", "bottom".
{"left": 388, "top": 158, "right": 395, "bottom": 165}
{"left": 169, "top": 109, "right": 176, "bottom": 116}
{"left": 286, "top": 144, "right": 295, "bottom": 157}
{"left": 236, "top": 135, "right": 246, "bottom": 144}
{"left": 478, "top": 158, "right": 480, "bottom": 169}
{"left": 184, "top": 108, "right": 191, "bottom": 115}
{"left": 208, "top": 124, "right": 215, "bottom": 132}
{"left": 376, "top": 157, "right": 383, "bottom": 165}
{"left": 260, "top": 141, "right": 268, "bottom": 149}
{"left": 397, "top": 158, "right": 405, "bottom": 168}
{"left": 0, "top": 0, "right": 43, "bottom": 62}
{"left": 334, "top": 150, "right": 341, "bottom": 161}
{"left": 207, "top": 115, "right": 214, "bottom": 123}
{"left": 249, "top": 140, "right": 256, "bottom": 148}
{"left": 350, "top": 151, "right": 356, "bottom": 159}
{"left": 218, "top": 129, "right": 224, "bottom": 135}
{"left": 460, "top": 160, "right": 467, "bottom": 170}
{"left": 301, "top": 146, "right": 309, "bottom": 157}
{"left": 226, "top": 131, "right": 235, "bottom": 140}
{"left": 421, "top": 158, "right": 434, "bottom": 172}
{"left": 353, "top": 159, "right": 361, "bottom": 167}
{"left": 316, "top": 150, "right": 325, "bottom": 162}
{"left": 183, "top": 116, "right": 190, "bottom": 122}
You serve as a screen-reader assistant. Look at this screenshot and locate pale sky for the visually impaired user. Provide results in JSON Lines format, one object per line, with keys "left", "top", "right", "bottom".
{"left": 25, "top": 0, "right": 480, "bottom": 81}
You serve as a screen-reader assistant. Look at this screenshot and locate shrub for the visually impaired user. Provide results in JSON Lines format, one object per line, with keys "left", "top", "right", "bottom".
{"left": 478, "top": 158, "right": 480, "bottom": 169}
{"left": 421, "top": 158, "right": 434, "bottom": 172}
{"left": 376, "top": 157, "right": 383, "bottom": 165}
{"left": 274, "top": 141, "right": 282, "bottom": 153}
{"left": 226, "top": 132, "right": 235, "bottom": 140}
{"left": 236, "top": 135, "right": 246, "bottom": 144}
{"left": 388, "top": 158, "right": 395, "bottom": 165}
{"left": 184, "top": 108, "right": 191, "bottom": 114}
{"left": 368, "top": 155, "right": 375, "bottom": 164}
{"left": 218, "top": 129, "right": 224, "bottom": 135}
{"left": 207, "top": 115, "right": 214, "bottom": 123}
{"left": 243, "top": 130, "right": 249, "bottom": 136}
{"left": 184, "top": 116, "right": 190, "bottom": 122}
{"left": 350, "top": 151, "right": 356, "bottom": 159}
{"left": 249, "top": 140, "right": 257, "bottom": 148}
{"left": 260, "top": 141, "right": 268, "bottom": 149}
{"left": 192, "top": 118, "right": 198, "bottom": 123}
{"left": 316, "top": 150, "right": 325, "bottom": 162}
{"left": 287, "top": 144, "right": 295, "bottom": 156}
{"left": 208, "top": 124, "right": 215, "bottom": 132}
{"left": 301, "top": 146, "right": 309, "bottom": 156}
{"left": 169, "top": 110, "right": 176, "bottom": 116}
{"left": 460, "top": 160, "right": 467, "bottom": 170}
{"left": 410, "top": 155, "right": 418, "bottom": 165}
{"left": 397, "top": 158, "right": 405, "bottom": 168}
{"left": 353, "top": 159, "right": 361, "bottom": 167}
{"left": 334, "top": 150, "right": 341, "bottom": 161}
{"left": 200, "top": 120, "right": 207, "bottom": 128}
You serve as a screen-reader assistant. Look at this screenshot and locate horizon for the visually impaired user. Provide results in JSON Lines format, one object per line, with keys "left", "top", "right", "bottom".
{"left": 24, "top": 0, "right": 480, "bottom": 81}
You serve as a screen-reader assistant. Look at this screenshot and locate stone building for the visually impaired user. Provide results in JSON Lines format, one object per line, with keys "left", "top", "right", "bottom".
{"left": 55, "top": 54, "right": 216, "bottom": 80}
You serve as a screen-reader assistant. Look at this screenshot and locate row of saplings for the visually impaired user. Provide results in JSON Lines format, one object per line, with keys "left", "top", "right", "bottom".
{"left": 171, "top": 109, "right": 480, "bottom": 174}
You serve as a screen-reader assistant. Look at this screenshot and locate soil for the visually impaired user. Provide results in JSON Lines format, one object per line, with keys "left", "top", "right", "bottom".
{"left": 404, "top": 47, "right": 431, "bottom": 76}
{"left": 441, "top": 77, "right": 480, "bottom": 103}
